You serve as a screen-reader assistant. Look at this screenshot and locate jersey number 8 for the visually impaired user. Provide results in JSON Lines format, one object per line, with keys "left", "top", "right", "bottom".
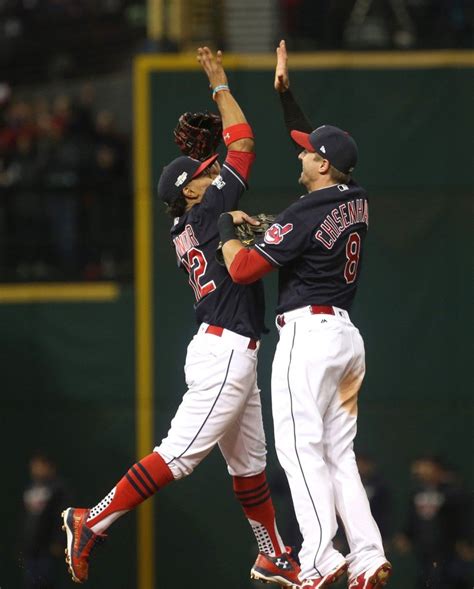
{"left": 344, "top": 232, "right": 361, "bottom": 284}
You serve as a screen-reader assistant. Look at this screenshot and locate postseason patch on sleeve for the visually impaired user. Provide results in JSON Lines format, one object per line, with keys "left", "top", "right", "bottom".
{"left": 211, "top": 175, "right": 226, "bottom": 190}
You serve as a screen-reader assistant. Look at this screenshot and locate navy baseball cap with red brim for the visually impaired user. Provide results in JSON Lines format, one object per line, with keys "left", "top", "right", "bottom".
{"left": 291, "top": 125, "right": 358, "bottom": 174}
{"left": 158, "top": 153, "right": 219, "bottom": 205}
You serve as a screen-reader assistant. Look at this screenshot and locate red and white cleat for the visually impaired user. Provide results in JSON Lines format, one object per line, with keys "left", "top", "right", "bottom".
{"left": 251, "top": 547, "right": 301, "bottom": 587}
{"left": 299, "top": 561, "right": 348, "bottom": 587}
{"left": 61, "top": 507, "right": 105, "bottom": 583}
{"left": 348, "top": 562, "right": 392, "bottom": 589}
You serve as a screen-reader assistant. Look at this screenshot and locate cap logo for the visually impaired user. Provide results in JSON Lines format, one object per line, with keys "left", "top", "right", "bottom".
{"left": 320, "top": 145, "right": 326, "bottom": 153}
{"left": 175, "top": 172, "right": 188, "bottom": 187}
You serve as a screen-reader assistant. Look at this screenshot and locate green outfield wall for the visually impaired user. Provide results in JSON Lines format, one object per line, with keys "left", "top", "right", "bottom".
{"left": 1, "top": 53, "right": 473, "bottom": 589}
{"left": 0, "top": 289, "right": 136, "bottom": 588}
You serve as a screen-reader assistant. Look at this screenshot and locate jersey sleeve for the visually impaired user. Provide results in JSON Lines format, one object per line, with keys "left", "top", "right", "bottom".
{"left": 229, "top": 247, "right": 274, "bottom": 284}
{"left": 225, "top": 151, "right": 255, "bottom": 182}
{"left": 198, "top": 152, "right": 255, "bottom": 217}
{"left": 253, "top": 206, "right": 310, "bottom": 267}
{"left": 279, "top": 90, "right": 313, "bottom": 151}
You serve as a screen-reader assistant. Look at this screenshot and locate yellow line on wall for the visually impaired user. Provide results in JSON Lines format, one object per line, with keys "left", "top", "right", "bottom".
{"left": 0, "top": 282, "right": 119, "bottom": 303}
{"left": 136, "top": 50, "right": 474, "bottom": 71}
{"left": 134, "top": 57, "right": 155, "bottom": 589}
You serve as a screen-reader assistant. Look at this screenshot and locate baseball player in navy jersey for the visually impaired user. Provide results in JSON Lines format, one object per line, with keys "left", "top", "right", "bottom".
{"left": 216, "top": 41, "right": 392, "bottom": 589}
{"left": 60, "top": 47, "right": 300, "bottom": 587}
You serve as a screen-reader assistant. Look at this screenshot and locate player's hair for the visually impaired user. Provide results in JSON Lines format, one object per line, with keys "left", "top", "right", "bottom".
{"left": 165, "top": 194, "right": 187, "bottom": 218}
{"left": 313, "top": 152, "right": 351, "bottom": 184}
{"left": 329, "top": 165, "right": 351, "bottom": 185}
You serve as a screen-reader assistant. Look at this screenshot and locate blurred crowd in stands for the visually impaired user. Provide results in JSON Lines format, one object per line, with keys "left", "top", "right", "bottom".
{"left": 392, "top": 455, "right": 474, "bottom": 589}
{"left": 20, "top": 452, "right": 70, "bottom": 589}
{"left": 280, "top": 0, "right": 473, "bottom": 50}
{"left": 0, "top": 0, "right": 471, "bottom": 283}
{"left": 0, "top": 0, "right": 145, "bottom": 84}
{"left": 0, "top": 0, "right": 471, "bottom": 86}
{"left": 0, "top": 83, "right": 132, "bottom": 281}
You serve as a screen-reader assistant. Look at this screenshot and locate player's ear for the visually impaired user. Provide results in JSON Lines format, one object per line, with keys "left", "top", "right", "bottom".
{"left": 183, "top": 185, "right": 202, "bottom": 206}
{"left": 183, "top": 185, "right": 196, "bottom": 198}
{"left": 319, "top": 158, "right": 331, "bottom": 174}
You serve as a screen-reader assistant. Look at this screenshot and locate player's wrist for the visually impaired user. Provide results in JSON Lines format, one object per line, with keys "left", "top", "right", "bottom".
{"left": 212, "top": 84, "right": 230, "bottom": 100}
{"left": 218, "top": 213, "right": 238, "bottom": 245}
{"left": 279, "top": 88, "right": 294, "bottom": 102}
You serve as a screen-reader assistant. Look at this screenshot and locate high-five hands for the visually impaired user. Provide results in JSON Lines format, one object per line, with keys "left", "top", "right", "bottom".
{"left": 197, "top": 46, "right": 228, "bottom": 90}
{"left": 274, "top": 39, "right": 290, "bottom": 93}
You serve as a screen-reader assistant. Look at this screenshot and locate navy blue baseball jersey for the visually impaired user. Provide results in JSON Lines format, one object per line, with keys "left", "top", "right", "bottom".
{"left": 253, "top": 180, "right": 368, "bottom": 313}
{"left": 170, "top": 156, "right": 265, "bottom": 339}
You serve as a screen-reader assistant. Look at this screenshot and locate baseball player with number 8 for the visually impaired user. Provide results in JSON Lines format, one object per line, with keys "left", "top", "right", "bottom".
{"left": 217, "top": 41, "right": 392, "bottom": 588}
{"left": 60, "top": 47, "right": 301, "bottom": 587}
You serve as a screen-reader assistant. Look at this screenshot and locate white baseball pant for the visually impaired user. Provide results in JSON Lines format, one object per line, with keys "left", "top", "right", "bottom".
{"left": 155, "top": 323, "right": 267, "bottom": 479}
{"left": 271, "top": 306, "right": 386, "bottom": 580}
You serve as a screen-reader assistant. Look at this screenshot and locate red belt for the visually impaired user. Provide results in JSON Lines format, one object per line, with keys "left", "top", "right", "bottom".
{"left": 277, "top": 305, "right": 335, "bottom": 328}
{"left": 205, "top": 325, "right": 258, "bottom": 350}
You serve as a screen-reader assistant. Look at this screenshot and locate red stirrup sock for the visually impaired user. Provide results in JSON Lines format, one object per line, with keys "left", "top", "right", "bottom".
{"left": 86, "top": 451, "right": 174, "bottom": 534}
{"left": 233, "top": 471, "right": 286, "bottom": 556}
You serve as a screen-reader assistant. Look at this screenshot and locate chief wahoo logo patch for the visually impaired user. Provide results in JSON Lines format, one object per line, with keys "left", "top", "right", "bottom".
{"left": 264, "top": 223, "right": 293, "bottom": 245}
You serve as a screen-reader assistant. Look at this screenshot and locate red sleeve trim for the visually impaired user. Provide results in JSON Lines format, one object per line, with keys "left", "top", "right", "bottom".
{"left": 229, "top": 248, "right": 274, "bottom": 284}
{"left": 224, "top": 151, "right": 256, "bottom": 182}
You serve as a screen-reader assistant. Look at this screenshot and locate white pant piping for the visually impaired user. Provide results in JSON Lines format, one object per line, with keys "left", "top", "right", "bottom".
{"left": 287, "top": 322, "right": 324, "bottom": 577}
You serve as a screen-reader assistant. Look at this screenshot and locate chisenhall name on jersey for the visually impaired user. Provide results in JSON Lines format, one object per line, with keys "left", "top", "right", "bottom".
{"left": 315, "top": 195, "right": 369, "bottom": 250}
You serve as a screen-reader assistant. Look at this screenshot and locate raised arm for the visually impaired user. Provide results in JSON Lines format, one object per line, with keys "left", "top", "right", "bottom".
{"left": 197, "top": 47, "right": 254, "bottom": 153}
{"left": 275, "top": 40, "right": 313, "bottom": 143}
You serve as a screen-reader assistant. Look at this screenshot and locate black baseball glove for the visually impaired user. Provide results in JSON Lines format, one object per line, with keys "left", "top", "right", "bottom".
{"left": 174, "top": 111, "right": 223, "bottom": 161}
{"left": 216, "top": 213, "right": 277, "bottom": 265}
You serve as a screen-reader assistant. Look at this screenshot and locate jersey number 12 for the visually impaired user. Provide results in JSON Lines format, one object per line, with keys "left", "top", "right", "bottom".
{"left": 187, "top": 247, "right": 217, "bottom": 301}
